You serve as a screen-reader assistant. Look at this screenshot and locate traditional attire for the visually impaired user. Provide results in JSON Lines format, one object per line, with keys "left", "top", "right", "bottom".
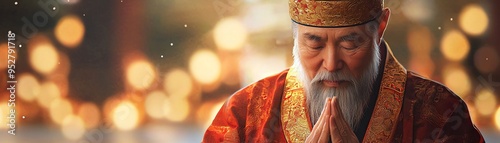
{"left": 202, "top": 42, "right": 484, "bottom": 142}
{"left": 203, "top": 0, "right": 484, "bottom": 142}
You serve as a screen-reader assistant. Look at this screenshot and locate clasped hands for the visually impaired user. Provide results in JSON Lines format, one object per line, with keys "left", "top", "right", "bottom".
{"left": 305, "top": 97, "right": 360, "bottom": 143}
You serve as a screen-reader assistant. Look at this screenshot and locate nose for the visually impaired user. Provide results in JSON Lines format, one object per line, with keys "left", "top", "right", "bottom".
{"left": 323, "top": 46, "right": 343, "bottom": 72}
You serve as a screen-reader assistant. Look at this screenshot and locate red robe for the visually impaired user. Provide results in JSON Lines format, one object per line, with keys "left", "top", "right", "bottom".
{"left": 203, "top": 42, "right": 484, "bottom": 143}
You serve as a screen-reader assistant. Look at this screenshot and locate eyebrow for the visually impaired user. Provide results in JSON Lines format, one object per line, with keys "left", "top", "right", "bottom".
{"left": 339, "top": 33, "right": 360, "bottom": 41}
{"left": 303, "top": 33, "right": 324, "bottom": 41}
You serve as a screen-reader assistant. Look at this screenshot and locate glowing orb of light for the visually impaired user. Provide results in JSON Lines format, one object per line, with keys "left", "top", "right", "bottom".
{"left": 49, "top": 98, "right": 73, "bottom": 125}
{"left": 474, "top": 89, "right": 497, "bottom": 116}
{"left": 77, "top": 102, "right": 101, "bottom": 129}
{"left": 189, "top": 50, "right": 221, "bottom": 85}
{"left": 18, "top": 74, "right": 40, "bottom": 102}
{"left": 37, "top": 81, "right": 61, "bottom": 108}
{"left": 213, "top": 17, "right": 248, "bottom": 51}
{"left": 144, "top": 91, "right": 168, "bottom": 119}
{"left": 494, "top": 107, "right": 500, "bottom": 130}
{"left": 443, "top": 68, "right": 471, "bottom": 98}
{"left": 459, "top": 4, "right": 489, "bottom": 36}
{"left": 164, "top": 69, "right": 192, "bottom": 99}
{"left": 30, "top": 43, "right": 59, "bottom": 75}
{"left": 126, "top": 60, "right": 156, "bottom": 90}
{"left": 0, "top": 102, "right": 10, "bottom": 129}
{"left": 440, "top": 30, "right": 470, "bottom": 62}
{"left": 55, "top": 15, "right": 85, "bottom": 48}
{"left": 112, "top": 101, "right": 140, "bottom": 131}
{"left": 163, "top": 98, "right": 190, "bottom": 122}
{"left": 61, "top": 114, "right": 85, "bottom": 140}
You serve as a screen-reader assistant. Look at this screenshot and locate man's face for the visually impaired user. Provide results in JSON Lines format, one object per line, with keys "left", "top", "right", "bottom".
{"left": 296, "top": 23, "right": 377, "bottom": 88}
{"left": 293, "top": 21, "right": 382, "bottom": 128}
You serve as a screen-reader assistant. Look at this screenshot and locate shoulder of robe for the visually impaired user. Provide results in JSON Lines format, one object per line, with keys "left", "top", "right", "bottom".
{"left": 224, "top": 69, "right": 289, "bottom": 109}
{"left": 405, "top": 71, "right": 469, "bottom": 127}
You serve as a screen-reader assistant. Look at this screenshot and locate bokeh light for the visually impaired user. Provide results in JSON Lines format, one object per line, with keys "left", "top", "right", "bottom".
{"left": 474, "top": 46, "right": 499, "bottom": 73}
{"left": 0, "top": 102, "right": 10, "bottom": 129}
{"left": 55, "top": 15, "right": 85, "bottom": 48}
{"left": 37, "top": 81, "right": 61, "bottom": 108}
{"left": 0, "top": 42, "right": 18, "bottom": 71}
{"left": 164, "top": 98, "right": 190, "bottom": 122}
{"left": 495, "top": 107, "right": 500, "bottom": 130}
{"left": 408, "top": 56, "right": 434, "bottom": 78}
{"left": 126, "top": 60, "right": 156, "bottom": 90}
{"left": 61, "top": 114, "right": 85, "bottom": 140}
{"left": 196, "top": 99, "right": 225, "bottom": 129}
{"left": 467, "top": 104, "right": 478, "bottom": 125}
{"left": 77, "top": 102, "right": 101, "bottom": 129}
{"left": 459, "top": 4, "right": 489, "bottom": 36}
{"left": 401, "top": 0, "right": 434, "bottom": 23}
{"left": 474, "top": 88, "right": 497, "bottom": 116}
{"left": 440, "top": 30, "right": 470, "bottom": 62}
{"left": 189, "top": 49, "right": 221, "bottom": 85}
{"left": 18, "top": 73, "right": 40, "bottom": 102}
{"left": 30, "top": 43, "right": 59, "bottom": 75}
{"left": 442, "top": 65, "right": 471, "bottom": 98}
{"left": 164, "top": 69, "right": 192, "bottom": 99}
{"left": 112, "top": 101, "right": 140, "bottom": 131}
{"left": 213, "top": 17, "right": 248, "bottom": 51}
{"left": 144, "top": 91, "right": 168, "bottom": 119}
{"left": 407, "top": 25, "right": 433, "bottom": 55}
{"left": 49, "top": 98, "right": 73, "bottom": 125}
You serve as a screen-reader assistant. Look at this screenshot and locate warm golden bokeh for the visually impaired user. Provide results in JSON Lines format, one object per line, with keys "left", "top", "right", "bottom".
{"left": 442, "top": 65, "right": 471, "bottom": 98}
{"left": 495, "top": 107, "right": 500, "bottom": 130}
{"left": 126, "top": 60, "right": 156, "bottom": 90}
{"left": 55, "top": 15, "right": 85, "bottom": 48}
{"left": 18, "top": 73, "right": 41, "bottom": 102}
{"left": 61, "top": 114, "right": 86, "bottom": 140}
{"left": 189, "top": 49, "right": 221, "bottom": 85}
{"left": 0, "top": 42, "right": 18, "bottom": 71}
{"left": 475, "top": 88, "right": 497, "bottom": 116}
{"left": 30, "top": 43, "right": 60, "bottom": 75}
{"left": 440, "top": 30, "right": 470, "bottom": 62}
{"left": 37, "top": 81, "right": 61, "bottom": 109}
{"left": 459, "top": 4, "right": 489, "bottom": 36}
{"left": 49, "top": 98, "right": 74, "bottom": 125}
{"left": 145, "top": 91, "right": 168, "bottom": 119}
{"left": 408, "top": 56, "right": 434, "bottom": 78}
{"left": 77, "top": 102, "right": 101, "bottom": 129}
{"left": 407, "top": 25, "right": 433, "bottom": 55}
{"left": 0, "top": 102, "right": 10, "bottom": 129}
{"left": 214, "top": 17, "right": 248, "bottom": 51}
{"left": 196, "top": 99, "right": 225, "bottom": 129}
{"left": 164, "top": 98, "right": 190, "bottom": 122}
{"left": 164, "top": 69, "right": 193, "bottom": 99}
{"left": 112, "top": 100, "right": 140, "bottom": 131}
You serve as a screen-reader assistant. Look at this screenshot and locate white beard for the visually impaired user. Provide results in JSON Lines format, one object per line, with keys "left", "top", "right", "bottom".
{"left": 292, "top": 40, "right": 381, "bottom": 129}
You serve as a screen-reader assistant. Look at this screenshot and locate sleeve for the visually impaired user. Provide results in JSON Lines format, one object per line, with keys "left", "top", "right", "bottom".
{"left": 436, "top": 101, "right": 485, "bottom": 143}
{"left": 202, "top": 86, "right": 252, "bottom": 143}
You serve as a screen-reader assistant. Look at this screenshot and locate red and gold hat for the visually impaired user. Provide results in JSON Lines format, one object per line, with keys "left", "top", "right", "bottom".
{"left": 289, "top": 0, "right": 383, "bottom": 27}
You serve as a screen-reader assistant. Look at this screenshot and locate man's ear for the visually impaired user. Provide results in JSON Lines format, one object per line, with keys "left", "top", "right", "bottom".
{"left": 377, "top": 8, "right": 391, "bottom": 44}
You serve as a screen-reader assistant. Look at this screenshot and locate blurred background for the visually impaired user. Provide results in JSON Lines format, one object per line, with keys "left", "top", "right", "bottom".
{"left": 0, "top": 0, "right": 499, "bottom": 142}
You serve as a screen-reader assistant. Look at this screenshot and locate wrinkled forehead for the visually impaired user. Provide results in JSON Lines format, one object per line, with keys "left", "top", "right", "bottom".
{"left": 296, "top": 22, "right": 376, "bottom": 38}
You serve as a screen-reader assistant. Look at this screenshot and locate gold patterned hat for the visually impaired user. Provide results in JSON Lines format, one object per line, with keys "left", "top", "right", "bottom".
{"left": 289, "top": 0, "right": 383, "bottom": 27}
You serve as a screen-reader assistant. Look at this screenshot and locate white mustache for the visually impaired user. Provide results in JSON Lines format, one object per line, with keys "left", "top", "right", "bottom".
{"left": 310, "top": 69, "right": 356, "bottom": 85}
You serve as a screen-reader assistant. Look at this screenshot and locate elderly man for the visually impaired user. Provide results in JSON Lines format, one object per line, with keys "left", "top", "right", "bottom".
{"left": 203, "top": 0, "right": 484, "bottom": 142}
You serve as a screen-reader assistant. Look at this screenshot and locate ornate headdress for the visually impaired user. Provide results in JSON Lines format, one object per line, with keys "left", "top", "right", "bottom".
{"left": 289, "top": 0, "right": 383, "bottom": 27}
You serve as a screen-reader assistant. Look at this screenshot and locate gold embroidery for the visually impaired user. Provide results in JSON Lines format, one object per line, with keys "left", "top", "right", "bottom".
{"left": 281, "top": 67, "right": 311, "bottom": 143}
{"left": 289, "top": 0, "right": 383, "bottom": 27}
{"left": 281, "top": 42, "right": 407, "bottom": 142}
{"left": 207, "top": 125, "right": 240, "bottom": 142}
{"left": 363, "top": 43, "right": 407, "bottom": 142}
